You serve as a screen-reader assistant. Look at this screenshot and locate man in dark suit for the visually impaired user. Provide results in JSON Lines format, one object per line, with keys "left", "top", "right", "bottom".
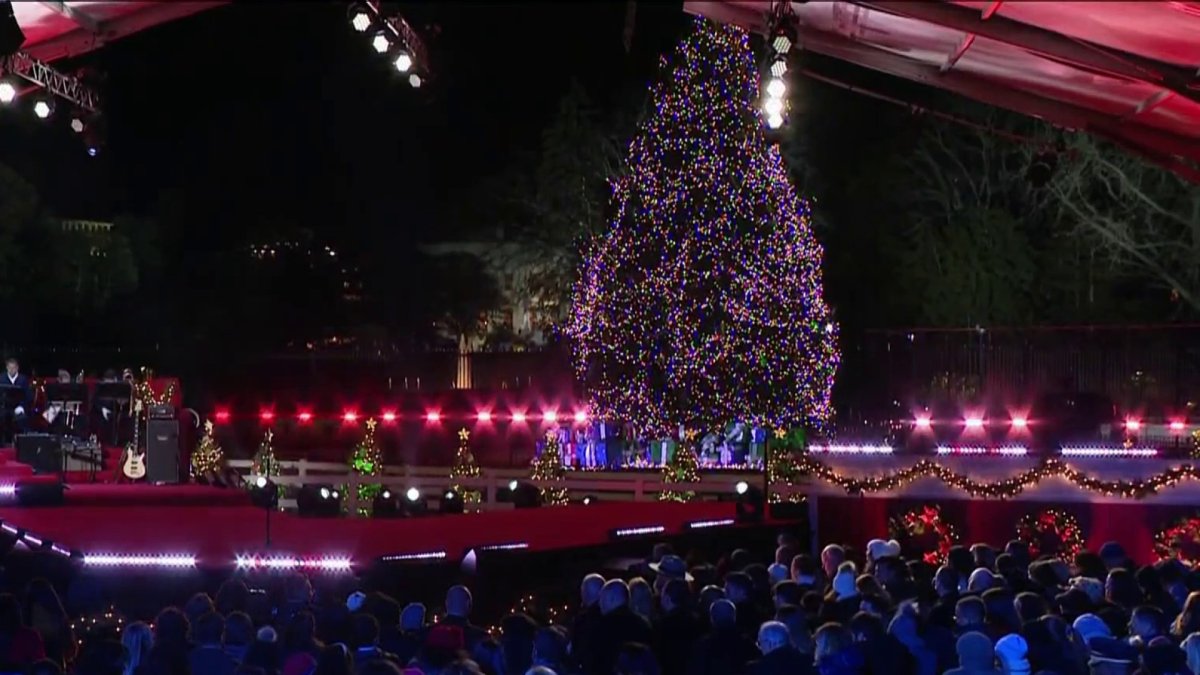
{"left": 1, "top": 358, "right": 32, "bottom": 442}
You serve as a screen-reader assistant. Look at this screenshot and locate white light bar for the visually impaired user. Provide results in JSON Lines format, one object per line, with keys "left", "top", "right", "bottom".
{"left": 688, "top": 518, "right": 736, "bottom": 529}
{"left": 380, "top": 550, "right": 447, "bottom": 562}
{"left": 613, "top": 525, "right": 666, "bottom": 537}
{"left": 478, "top": 542, "right": 529, "bottom": 551}
{"left": 935, "top": 446, "right": 1028, "bottom": 456}
{"left": 235, "top": 555, "right": 353, "bottom": 571}
{"left": 0, "top": 485, "right": 15, "bottom": 496}
{"left": 1060, "top": 446, "right": 1158, "bottom": 458}
{"left": 85, "top": 554, "right": 197, "bottom": 568}
{"left": 808, "top": 444, "right": 894, "bottom": 454}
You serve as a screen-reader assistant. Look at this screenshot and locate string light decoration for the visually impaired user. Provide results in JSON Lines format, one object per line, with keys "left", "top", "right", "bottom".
{"left": 1016, "top": 509, "right": 1084, "bottom": 560}
{"left": 1191, "top": 429, "right": 1200, "bottom": 459}
{"left": 71, "top": 607, "right": 125, "bottom": 653}
{"left": 660, "top": 432, "right": 701, "bottom": 502}
{"left": 1153, "top": 514, "right": 1200, "bottom": 565}
{"left": 766, "top": 428, "right": 803, "bottom": 503}
{"left": 191, "top": 420, "right": 225, "bottom": 480}
{"left": 530, "top": 431, "right": 569, "bottom": 506}
{"left": 449, "top": 428, "right": 482, "bottom": 510}
{"left": 890, "top": 505, "right": 958, "bottom": 565}
{"left": 347, "top": 418, "right": 384, "bottom": 515}
{"left": 568, "top": 17, "right": 838, "bottom": 440}
{"left": 250, "top": 429, "right": 280, "bottom": 484}
{"left": 797, "top": 456, "right": 1200, "bottom": 500}
{"left": 132, "top": 369, "right": 177, "bottom": 409}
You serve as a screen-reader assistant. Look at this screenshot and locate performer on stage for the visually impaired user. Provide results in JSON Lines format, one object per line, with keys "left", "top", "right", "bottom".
{"left": 1, "top": 358, "right": 32, "bottom": 441}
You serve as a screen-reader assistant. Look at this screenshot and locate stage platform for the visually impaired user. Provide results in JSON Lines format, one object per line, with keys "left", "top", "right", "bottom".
{"left": 0, "top": 487, "right": 748, "bottom": 571}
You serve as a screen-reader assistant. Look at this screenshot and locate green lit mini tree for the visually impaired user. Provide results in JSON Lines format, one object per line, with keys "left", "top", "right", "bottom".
{"left": 347, "top": 418, "right": 384, "bottom": 515}
{"left": 569, "top": 17, "right": 838, "bottom": 438}
{"left": 191, "top": 420, "right": 225, "bottom": 481}
{"left": 449, "top": 428, "right": 482, "bottom": 510}
{"left": 660, "top": 429, "right": 700, "bottom": 502}
{"left": 530, "top": 431, "right": 569, "bottom": 506}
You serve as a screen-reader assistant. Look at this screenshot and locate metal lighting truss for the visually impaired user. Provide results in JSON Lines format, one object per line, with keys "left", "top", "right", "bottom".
{"left": 361, "top": 0, "right": 430, "bottom": 77}
{"left": 2, "top": 50, "right": 98, "bottom": 112}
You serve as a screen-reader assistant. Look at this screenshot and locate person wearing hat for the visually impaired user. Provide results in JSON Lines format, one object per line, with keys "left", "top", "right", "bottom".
{"left": 995, "top": 634, "right": 1031, "bottom": 675}
{"left": 1088, "top": 637, "right": 1138, "bottom": 675}
{"left": 650, "top": 555, "right": 693, "bottom": 584}
{"left": 655, "top": 578, "right": 701, "bottom": 675}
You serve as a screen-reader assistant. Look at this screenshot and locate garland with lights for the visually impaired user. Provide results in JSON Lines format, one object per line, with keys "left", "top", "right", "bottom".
{"left": 660, "top": 430, "right": 701, "bottom": 502}
{"left": 1191, "top": 429, "right": 1200, "bottom": 460}
{"left": 890, "top": 504, "right": 958, "bottom": 565}
{"left": 798, "top": 456, "right": 1200, "bottom": 500}
{"left": 449, "top": 428, "right": 482, "bottom": 510}
{"left": 568, "top": 16, "right": 837, "bottom": 439}
{"left": 346, "top": 418, "right": 384, "bottom": 515}
{"left": 767, "top": 428, "right": 803, "bottom": 503}
{"left": 1153, "top": 514, "right": 1200, "bottom": 565}
{"left": 71, "top": 607, "right": 125, "bottom": 655}
{"left": 1016, "top": 509, "right": 1084, "bottom": 560}
{"left": 530, "top": 431, "right": 569, "bottom": 506}
{"left": 191, "top": 420, "right": 225, "bottom": 481}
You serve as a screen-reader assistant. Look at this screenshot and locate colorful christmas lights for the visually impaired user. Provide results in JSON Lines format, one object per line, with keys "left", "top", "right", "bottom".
{"left": 449, "top": 428, "right": 482, "bottom": 510}
{"left": 568, "top": 17, "right": 837, "bottom": 439}
{"left": 1153, "top": 515, "right": 1200, "bottom": 565}
{"left": 660, "top": 441, "right": 701, "bottom": 502}
{"left": 191, "top": 420, "right": 225, "bottom": 480}
{"left": 530, "top": 431, "right": 569, "bottom": 506}
{"left": 891, "top": 505, "right": 957, "bottom": 565}
{"left": 1016, "top": 509, "right": 1083, "bottom": 560}
{"left": 346, "top": 418, "right": 384, "bottom": 514}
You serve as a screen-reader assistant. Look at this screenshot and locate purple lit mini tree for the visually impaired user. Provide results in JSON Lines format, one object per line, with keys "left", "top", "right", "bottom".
{"left": 569, "top": 17, "right": 838, "bottom": 441}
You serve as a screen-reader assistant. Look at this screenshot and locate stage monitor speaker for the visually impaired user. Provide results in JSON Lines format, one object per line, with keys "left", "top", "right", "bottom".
{"left": 146, "top": 419, "right": 180, "bottom": 484}
{"left": 15, "top": 434, "right": 60, "bottom": 475}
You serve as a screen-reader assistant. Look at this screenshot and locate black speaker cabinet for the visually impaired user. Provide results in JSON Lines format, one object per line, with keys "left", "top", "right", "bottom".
{"left": 15, "top": 434, "right": 60, "bottom": 475}
{"left": 146, "top": 419, "right": 180, "bottom": 484}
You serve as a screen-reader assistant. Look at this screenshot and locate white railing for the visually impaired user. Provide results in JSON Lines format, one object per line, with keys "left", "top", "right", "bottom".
{"left": 226, "top": 460, "right": 803, "bottom": 516}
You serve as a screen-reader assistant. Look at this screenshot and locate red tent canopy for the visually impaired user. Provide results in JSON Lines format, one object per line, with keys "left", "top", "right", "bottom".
{"left": 686, "top": 1, "right": 1200, "bottom": 179}
{"left": 12, "top": 2, "right": 226, "bottom": 62}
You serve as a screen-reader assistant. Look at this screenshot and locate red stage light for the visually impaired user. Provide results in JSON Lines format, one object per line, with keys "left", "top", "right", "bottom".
{"left": 297, "top": 410, "right": 313, "bottom": 424}
{"left": 425, "top": 411, "right": 441, "bottom": 423}
{"left": 476, "top": 411, "right": 492, "bottom": 422}
{"left": 573, "top": 410, "right": 588, "bottom": 424}
{"left": 510, "top": 411, "right": 527, "bottom": 423}
{"left": 259, "top": 410, "right": 275, "bottom": 423}
{"left": 1125, "top": 418, "right": 1141, "bottom": 431}
{"left": 542, "top": 410, "right": 558, "bottom": 423}
{"left": 381, "top": 411, "right": 397, "bottom": 423}
{"left": 342, "top": 411, "right": 359, "bottom": 424}
{"left": 1011, "top": 416, "right": 1028, "bottom": 429}
{"left": 914, "top": 415, "right": 932, "bottom": 430}
{"left": 964, "top": 416, "right": 985, "bottom": 430}
{"left": 1170, "top": 420, "right": 1186, "bottom": 432}
{"left": 214, "top": 409, "right": 230, "bottom": 424}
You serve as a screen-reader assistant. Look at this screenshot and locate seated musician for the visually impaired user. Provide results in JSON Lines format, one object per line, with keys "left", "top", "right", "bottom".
{"left": 1, "top": 358, "right": 32, "bottom": 438}
{"left": 44, "top": 369, "right": 86, "bottom": 436}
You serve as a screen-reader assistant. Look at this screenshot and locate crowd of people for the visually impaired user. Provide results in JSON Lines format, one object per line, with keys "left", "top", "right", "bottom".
{"left": 0, "top": 534, "right": 1198, "bottom": 675}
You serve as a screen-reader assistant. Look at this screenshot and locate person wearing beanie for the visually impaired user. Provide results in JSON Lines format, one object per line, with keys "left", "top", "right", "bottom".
{"left": 1073, "top": 613, "right": 1112, "bottom": 648}
{"left": 995, "top": 634, "right": 1031, "bottom": 675}
{"left": 946, "top": 631, "right": 1001, "bottom": 675}
{"left": 821, "top": 567, "right": 862, "bottom": 625}
{"left": 1087, "top": 637, "right": 1137, "bottom": 675}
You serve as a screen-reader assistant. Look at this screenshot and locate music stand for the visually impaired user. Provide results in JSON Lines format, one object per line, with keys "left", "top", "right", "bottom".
{"left": 0, "top": 386, "right": 27, "bottom": 446}
{"left": 44, "top": 383, "right": 88, "bottom": 436}
{"left": 92, "top": 382, "right": 133, "bottom": 446}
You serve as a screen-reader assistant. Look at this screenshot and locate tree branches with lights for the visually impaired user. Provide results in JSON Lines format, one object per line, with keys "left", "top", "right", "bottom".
{"left": 569, "top": 17, "right": 838, "bottom": 438}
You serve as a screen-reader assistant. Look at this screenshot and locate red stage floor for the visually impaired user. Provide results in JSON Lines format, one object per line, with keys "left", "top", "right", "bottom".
{"left": 0, "top": 487, "right": 745, "bottom": 570}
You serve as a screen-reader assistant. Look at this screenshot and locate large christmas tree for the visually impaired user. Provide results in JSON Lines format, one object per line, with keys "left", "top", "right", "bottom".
{"left": 569, "top": 18, "right": 837, "bottom": 437}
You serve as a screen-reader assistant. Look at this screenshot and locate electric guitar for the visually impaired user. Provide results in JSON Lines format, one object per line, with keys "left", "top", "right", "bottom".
{"left": 121, "top": 444, "right": 146, "bottom": 481}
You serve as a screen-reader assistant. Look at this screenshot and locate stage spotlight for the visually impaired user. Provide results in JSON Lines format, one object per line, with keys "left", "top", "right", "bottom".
{"left": 735, "top": 481, "right": 749, "bottom": 495}
{"left": 408, "top": 73, "right": 422, "bottom": 88}
{"left": 33, "top": 99, "right": 52, "bottom": 119}
{"left": 1171, "top": 420, "right": 1186, "bottom": 433}
{"left": 1125, "top": 418, "right": 1141, "bottom": 432}
{"left": 735, "top": 482, "right": 764, "bottom": 523}
{"left": 476, "top": 411, "right": 492, "bottom": 422}
{"left": 765, "top": 77, "right": 786, "bottom": 99}
{"left": 508, "top": 480, "right": 518, "bottom": 491}
{"left": 250, "top": 478, "right": 279, "bottom": 510}
{"left": 573, "top": 410, "right": 588, "bottom": 424}
{"left": 381, "top": 410, "right": 397, "bottom": 424}
{"left": 403, "top": 488, "right": 429, "bottom": 516}
{"left": 766, "top": 112, "right": 784, "bottom": 129}
{"left": 770, "top": 55, "right": 788, "bottom": 78}
{"left": 259, "top": 409, "right": 275, "bottom": 424}
{"left": 581, "top": 495, "right": 598, "bottom": 505}
{"left": 440, "top": 490, "right": 464, "bottom": 515}
{"left": 1011, "top": 416, "right": 1028, "bottom": 430}
{"left": 511, "top": 482, "right": 542, "bottom": 509}
{"left": 373, "top": 490, "right": 401, "bottom": 518}
{"left": 214, "top": 409, "right": 231, "bottom": 424}
{"left": 69, "top": 116, "right": 85, "bottom": 133}
{"left": 511, "top": 412, "right": 527, "bottom": 423}
{"left": 0, "top": 81, "right": 14, "bottom": 105}
{"left": 342, "top": 410, "right": 359, "bottom": 424}
{"left": 763, "top": 97, "right": 784, "bottom": 116}
{"left": 406, "top": 487, "right": 420, "bottom": 502}
{"left": 771, "top": 23, "right": 797, "bottom": 54}
{"left": 914, "top": 415, "right": 932, "bottom": 430}
{"left": 371, "top": 32, "right": 391, "bottom": 54}
{"left": 964, "top": 416, "right": 985, "bottom": 430}
{"left": 297, "top": 410, "right": 313, "bottom": 424}
{"left": 393, "top": 51, "right": 413, "bottom": 73}
{"left": 542, "top": 410, "right": 558, "bottom": 423}
{"left": 297, "top": 485, "right": 342, "bottom": 518}
{"left": 348, "top": 4, "right": 371, "bottom": 32}
{"left": 425, "top": 411, "right": 441, "bottom": 423}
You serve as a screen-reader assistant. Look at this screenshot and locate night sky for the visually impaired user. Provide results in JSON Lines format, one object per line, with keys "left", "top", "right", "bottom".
{"left": 3, "top": 1, "right": 689, "bottom": 253}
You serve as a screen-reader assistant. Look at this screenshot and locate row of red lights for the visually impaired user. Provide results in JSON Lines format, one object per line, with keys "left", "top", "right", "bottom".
{"left": 213, "top": 408, "right": 592, "bottom": 426}
{"left": 913, "top": 415, "right": 1189, "bottom": 433}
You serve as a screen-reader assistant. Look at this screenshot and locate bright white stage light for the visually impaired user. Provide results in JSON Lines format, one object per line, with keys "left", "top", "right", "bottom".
{"left": 765, "top": 78, "right": 786, "bottom": 99}
{"left": 763, "top": 97, "right": 784, "bottom": 116}
{"left": 408, "top": 73, "right": 423, "bottom": 88}
{"left": 319, "top": 487, "right": 331, "bottom": 499}
{"left": 508, "top": 480, "right": 518, "bottom": 491}
{"left": 394, "top": 52, "right": 413, "bottom": 73}
{"left": 766, "top": 113, "right": 784, "bottom": 129}
{"left": 406, "top": 487, "right": 420, "bottom": 502}
{"left": 770, "top": 57, "right": 788, "bottom": 78}
{"left": 33, "top": 100, "right": 51, "bottom": 119}
{"left": 254, "top": 476, "right": 267, "bottom": 489}
{"left": 382, "top": 490, "right": 392, "bottom": 500}
{"left": 350, "top": 9, "right": 371, "bottom": 32}
{"left": 964, "top": 416, "right": 985, "bottom": 430}
{"left": 85, "top": 554, "right": 196, "bottom": 568}
{"left": 735, "top": 481, "right": 749, "bottom": 495}
{"left": 372, "top": 33, "right": 391, "bottom": 54}
{"left": 0, "top": 82, "right": 15, "bottom": 104}
{"left": 70, "top": 117, "right": 84, "bottom": 133}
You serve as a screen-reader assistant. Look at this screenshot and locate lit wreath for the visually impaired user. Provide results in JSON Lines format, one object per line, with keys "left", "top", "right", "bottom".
{"left": 1153, "top": 514, "right": 1200, "bottom": 565}
{"left": 1016, "top": 509, "right": 1084, "bottom": 560}
{"left": 889, "top": 504, "right": 958, "bottom": 565}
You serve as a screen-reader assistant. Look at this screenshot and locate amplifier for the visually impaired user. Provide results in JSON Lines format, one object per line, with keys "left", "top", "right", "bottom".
{"left": 146, "top": 418, "right": 180, "bottom": 484}
{"left": 148, "top": 404, "right": 176, "bottom": 420}
{"left": 15, "top": 434, "right": 61, "bottom": 475}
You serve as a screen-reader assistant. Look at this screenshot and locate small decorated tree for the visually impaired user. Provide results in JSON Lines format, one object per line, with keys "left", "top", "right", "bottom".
{"left": 766, "top": 428, "right": 804, "bottom": 503}
{"left": 530, "top": 431, "right": 569, "bottom": 506}
{"left": 660, "top": 429, "right": 700, "bottom": 502}
{"left": 191, "top": 420, "right": 225, "bottom": 481}
{"left": 347, "top": 418, "right": 384, "bottom": 515}
{"left": 449, "top": 428, "right": 482, "bottom": 510}
{"left": 250, "top": 429, "right": 279, "bottom": 483}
